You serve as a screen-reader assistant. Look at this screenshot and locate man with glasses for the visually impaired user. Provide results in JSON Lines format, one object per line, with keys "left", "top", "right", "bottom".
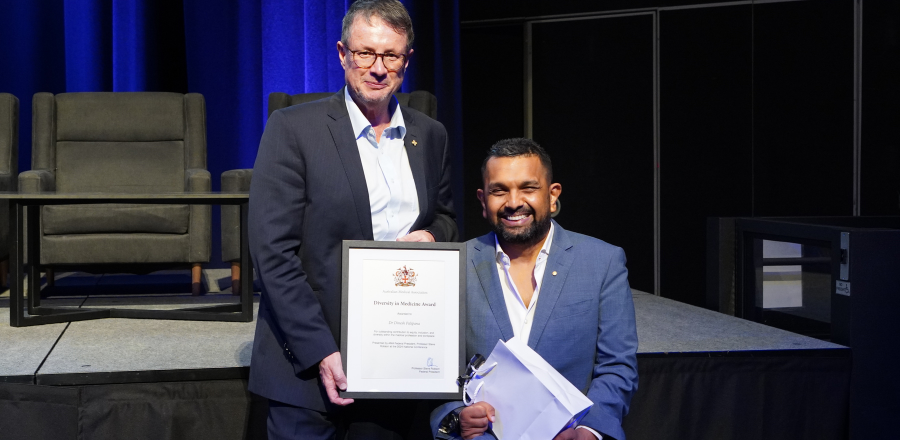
{"left": 248, "top": 0, "right": 457, "bottom": 438}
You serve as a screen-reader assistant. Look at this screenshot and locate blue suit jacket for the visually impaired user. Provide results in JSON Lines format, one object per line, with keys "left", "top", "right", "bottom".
{"left": 432, "top": 222, "right": 638, "bottom": 440}
{"left": 248, "top": 89, "right": 458, "bottom": 411}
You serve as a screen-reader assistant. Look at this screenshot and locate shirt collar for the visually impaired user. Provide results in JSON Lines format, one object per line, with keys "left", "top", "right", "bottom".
{"left": 344, "top": 87, "right": 407, "bottom": 142}
{"left": 494, "top": 222, "right": 555, "bottom": 264}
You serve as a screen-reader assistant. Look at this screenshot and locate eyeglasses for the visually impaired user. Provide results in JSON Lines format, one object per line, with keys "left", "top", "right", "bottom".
{"left": 345, "top": 48, "right": 408, "bottom": 72}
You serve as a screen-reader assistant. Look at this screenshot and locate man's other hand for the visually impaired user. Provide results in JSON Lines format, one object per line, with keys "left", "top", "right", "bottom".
{"left": 319, "top": 352, "right": 354, "bottom": 406}
{"left": 397, "top": 230, "right": 435, "bottom": 242}
{"left": 460, "top": 402, "right": 495, "bottom": 440}
{"left": 553, "top": 428, "right": 599, "bottom": 440}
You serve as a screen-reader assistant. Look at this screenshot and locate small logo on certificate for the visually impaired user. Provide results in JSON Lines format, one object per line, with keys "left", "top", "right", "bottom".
{"left": 394, "top": 265, "right": 418, "bottom": 287}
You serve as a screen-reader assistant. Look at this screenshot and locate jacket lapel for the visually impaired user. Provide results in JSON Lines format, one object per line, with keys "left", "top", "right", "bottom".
{"left": 472, "top": 234, "right": 516, "bottom": 342}
{"left": 527, "top": 221, "right": 575, "bottom": 349}
{"left": 401, "top": 107, "right": 428, "bottom": 231}
{"left": 326, "top": 90, "right": 373, "bottom": 240}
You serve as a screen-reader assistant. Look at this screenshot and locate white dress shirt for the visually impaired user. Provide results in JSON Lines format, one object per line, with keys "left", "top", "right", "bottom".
{"left": 345, "top": 88, "right": 419, "bottom": 241}
{"left": 494, "top": 222, "right": 602, "bottom": 439}
{"left": 494, "top": 222, "right": 555, "bottom": 344}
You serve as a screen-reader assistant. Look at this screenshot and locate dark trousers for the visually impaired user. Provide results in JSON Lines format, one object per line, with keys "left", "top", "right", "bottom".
{"left": 267, "top": 399, "right": 436, "bottom": 440}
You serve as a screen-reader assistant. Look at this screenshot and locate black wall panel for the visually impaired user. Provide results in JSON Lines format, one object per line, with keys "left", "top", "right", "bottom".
{"left": 531, "top": 15, "right": 655, "bottom": 293}
{"left": 752, "top": 0, "right": 854, "bottom": 217}
{"left": 460, "top": 0, "right": 871, "bottom": 306}
{"left": 462, "top": 0, "right": 731, "bottom": 22}
{"left": 860, "top": 0, "right": 900, "bottom": 215}
{"left": 659, "top": 5, "right": 753, "bottom": 305}
{"left": 459, "top": 25, "right": 525, "bottom": 240}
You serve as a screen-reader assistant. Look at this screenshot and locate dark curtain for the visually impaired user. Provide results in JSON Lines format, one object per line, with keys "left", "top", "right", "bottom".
{"left": 0, "top": 0, "right": 465, "bottom": 258}
{"left": 0, "top": 354, "right": 851, "bottom": 440}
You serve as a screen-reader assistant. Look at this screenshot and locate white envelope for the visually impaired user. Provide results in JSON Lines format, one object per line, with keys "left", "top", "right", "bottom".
{"left": 464, "top": 337, "right": 593, "bottom": 440}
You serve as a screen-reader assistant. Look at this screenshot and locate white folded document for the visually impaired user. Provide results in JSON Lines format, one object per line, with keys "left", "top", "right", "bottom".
{"left": 464, "top": 337, "right": 593, "bottom": 440}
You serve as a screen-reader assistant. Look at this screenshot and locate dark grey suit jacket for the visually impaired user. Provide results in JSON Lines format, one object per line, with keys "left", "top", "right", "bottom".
{"left": 248, "top": 89, "right": 458, "bottom": 411}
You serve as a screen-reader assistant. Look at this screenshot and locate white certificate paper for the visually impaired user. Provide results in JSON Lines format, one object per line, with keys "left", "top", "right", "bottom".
{"left": 343, "top": 243, "right": 463, "bottom": 397}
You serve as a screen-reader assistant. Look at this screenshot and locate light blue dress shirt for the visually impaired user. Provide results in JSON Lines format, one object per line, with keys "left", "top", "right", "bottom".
{"left": 344, "top": 88, "right": 419, "bottom": 241}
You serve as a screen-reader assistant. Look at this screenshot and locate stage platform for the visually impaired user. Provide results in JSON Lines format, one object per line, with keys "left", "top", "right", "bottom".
{"left": 1, "top": 271, "right": 255, "bottom": 385}
{"left": 0, "top": 277, "right": 850, "bottom": 440}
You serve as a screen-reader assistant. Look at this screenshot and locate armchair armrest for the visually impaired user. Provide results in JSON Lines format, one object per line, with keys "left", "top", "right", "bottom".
{"left": 184, "top": 168, "right": 211, "bottom": 262}
{"left": 0, "top": 171, "right": 13, "bottom": 255}
{"left": 19, "top": 169, "right": 56, "bottom": 193}
{"left": 0, "top": 171, "right": 15, "bottom": 192}
{"left": 221, "top": 169, "right": 252, "bottom": 193}
{"left": 220, "top": 169, "right": 252, "bottom": 262}
{"left": 185, "top": 168, "right": 211, "bottom": 192}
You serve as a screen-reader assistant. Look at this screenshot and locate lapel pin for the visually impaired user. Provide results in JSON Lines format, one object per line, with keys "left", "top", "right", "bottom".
{"left": 412, "top": 140, "right": 418, "bottom": 146}
{"left": 552, "top": 271, "right": 557, "bottom": 276}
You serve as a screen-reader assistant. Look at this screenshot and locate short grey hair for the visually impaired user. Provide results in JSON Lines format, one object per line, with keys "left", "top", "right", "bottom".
{"left": 341, "top": 0, "right": 414, "bottom": 51}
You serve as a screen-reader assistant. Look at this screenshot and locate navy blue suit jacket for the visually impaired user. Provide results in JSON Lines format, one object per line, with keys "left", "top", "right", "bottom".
{"left": 248, "top": 89, "right": 458, "bottom": 411}
{"left": 432, "top": 222, "right": 638, "bottom": 440}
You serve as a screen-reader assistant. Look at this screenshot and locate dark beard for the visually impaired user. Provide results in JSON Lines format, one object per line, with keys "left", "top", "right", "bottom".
{"left": 491, "top": 210, "right": 552, "bottom": 247}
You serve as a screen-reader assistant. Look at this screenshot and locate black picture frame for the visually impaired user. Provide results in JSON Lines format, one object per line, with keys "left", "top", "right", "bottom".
{"left": 340, "top": 240, "right": 466, "bottom": 400}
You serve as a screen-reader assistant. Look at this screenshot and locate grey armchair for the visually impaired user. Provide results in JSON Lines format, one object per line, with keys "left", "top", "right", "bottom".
{"left": 23, "top": 92, "right": 211, "bottom": 295}
{"left": 0, "top": 93, "right": 19, "bottom": 287}
{"left": 221, "top": 90, "right": 438, "bottom": 294}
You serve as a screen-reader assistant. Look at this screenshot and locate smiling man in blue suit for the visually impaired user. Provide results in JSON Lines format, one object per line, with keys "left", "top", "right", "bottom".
{"left": 432, "top": 138, "right": 638, "bottom": 440}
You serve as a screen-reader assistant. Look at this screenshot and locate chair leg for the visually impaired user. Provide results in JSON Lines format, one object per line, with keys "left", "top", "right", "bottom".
{"left": 0, "top": 259, "right": 7, "bottom": 289}
{"left": 191, "top": 263, "right": 204, "bottom": 296}
{"left": 37, "top": 267, "right": 55, "bottom": 299}
{"left": 231, "top": 262, "right": 241, "bottom": 296}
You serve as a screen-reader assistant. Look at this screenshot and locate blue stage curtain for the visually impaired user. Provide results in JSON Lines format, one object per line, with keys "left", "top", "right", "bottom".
{"left": 0, "top": 0, "right": 463, "bottom": 255}
{"left": 0, "top": 0, "right": 68, "bottom": 172}
{"left": 64, "top": 0, "right": 112, "bottom": 92}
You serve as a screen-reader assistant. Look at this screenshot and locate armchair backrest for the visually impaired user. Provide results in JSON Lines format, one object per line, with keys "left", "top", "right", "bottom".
{"left": 32, "top": 92, "right": 206, "bottom": 193}
{"left": 267, "top": 90, "right": 438, "bottom": 120}
{"left": 0, "top": 93, "right": 18, "bottom": 180}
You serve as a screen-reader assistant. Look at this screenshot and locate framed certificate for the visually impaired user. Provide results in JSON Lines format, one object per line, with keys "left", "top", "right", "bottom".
{"left": 340, "top": 240, "right": 466, "bottom": 399}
